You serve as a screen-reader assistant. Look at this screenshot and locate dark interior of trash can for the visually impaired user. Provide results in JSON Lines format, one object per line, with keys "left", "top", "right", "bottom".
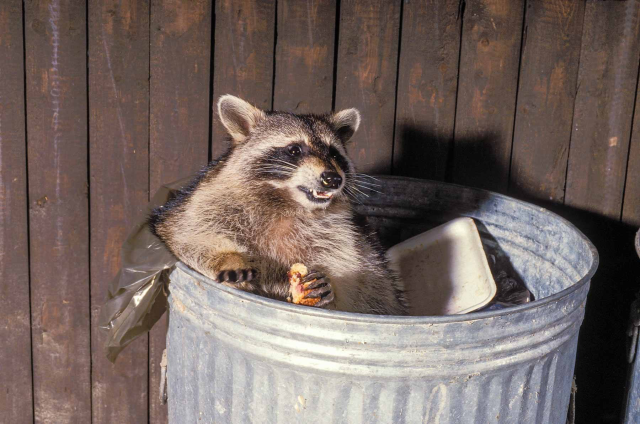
{"left": 356, "top": 177, "right": 596, "bottom": 311}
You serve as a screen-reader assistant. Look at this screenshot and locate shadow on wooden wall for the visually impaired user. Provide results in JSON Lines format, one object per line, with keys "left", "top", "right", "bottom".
{"left": 396, "top": 121, "right": 640, "bottom": 422}
{"left": 1, "top": 0, "right": 640, "bottom": 423}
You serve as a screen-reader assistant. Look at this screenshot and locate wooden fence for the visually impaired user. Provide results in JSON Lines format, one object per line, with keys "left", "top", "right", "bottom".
{"left": 1, "top": 0, "right": 639, "bottom": 423}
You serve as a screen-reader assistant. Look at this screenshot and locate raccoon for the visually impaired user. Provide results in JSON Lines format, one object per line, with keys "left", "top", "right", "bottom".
{"left": 150, "top": 95, "right": 408, "bottom": 315}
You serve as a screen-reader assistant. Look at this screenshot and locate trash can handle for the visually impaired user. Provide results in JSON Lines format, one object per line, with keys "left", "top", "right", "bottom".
{"left": 630, "top": 309, "right": 640, "bottom": 364}
{"left": 160, "top": 349, "right": 168, "bottom": 404}
{"left": 628, "top": 229, "right": 640, "bottom": 364}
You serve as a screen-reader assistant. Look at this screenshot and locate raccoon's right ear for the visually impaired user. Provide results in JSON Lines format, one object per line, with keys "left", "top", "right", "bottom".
{"left": 217, "top": 95, "right": 266, "bottom": 144}
{"left": 330, "top": 108, "right": 361, "bottom": 144}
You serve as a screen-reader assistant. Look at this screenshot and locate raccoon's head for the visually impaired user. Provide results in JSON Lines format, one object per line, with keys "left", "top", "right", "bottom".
{"left": 217, "top": 95, "right": 360, "bottom": 210}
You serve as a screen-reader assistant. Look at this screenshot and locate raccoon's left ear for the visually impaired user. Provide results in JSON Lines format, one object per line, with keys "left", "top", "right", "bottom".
{"left": 218, "top": 95, "right": 266, "bottom": 144}
{"left": 330, "top": 108, "right": 361, "bottom": 144}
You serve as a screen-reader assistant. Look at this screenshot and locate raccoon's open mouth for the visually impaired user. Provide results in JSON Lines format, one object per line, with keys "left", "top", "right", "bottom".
{"left": 297, "top": 186, "right": 335, "bottom": 203}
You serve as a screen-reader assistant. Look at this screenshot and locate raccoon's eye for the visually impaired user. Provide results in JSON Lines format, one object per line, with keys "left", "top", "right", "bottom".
{"left": 287, "top": 145, "right": 302, "bottom": 157}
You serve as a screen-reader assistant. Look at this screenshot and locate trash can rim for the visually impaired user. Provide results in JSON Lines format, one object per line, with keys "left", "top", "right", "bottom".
{"left": 172, "top": 176, "right": 599, "bottom": 324}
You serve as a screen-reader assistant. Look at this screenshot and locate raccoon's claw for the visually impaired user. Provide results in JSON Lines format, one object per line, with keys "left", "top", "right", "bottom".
{"left": 312, "top": 287, "right": 335, "bottom": 308}
{"left": 301, "top": 272, "right": 325, "bottom": 288}
{"left": 217, "top": 268, "right": 258, "bottom": 284}
{"left": 302, "top": 273, "right": 334, "bottom": 308}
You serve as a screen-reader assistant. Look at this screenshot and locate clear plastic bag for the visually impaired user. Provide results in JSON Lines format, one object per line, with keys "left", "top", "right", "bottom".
{"left": 98, "top": 177, "right": 191, "bottom": 362}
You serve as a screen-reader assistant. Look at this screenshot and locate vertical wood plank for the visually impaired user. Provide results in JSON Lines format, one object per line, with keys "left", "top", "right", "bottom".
{"left": 0, "top": 2, "right": 33, "bottom": 423}
{"left": 510, "top": 0, "right": 584, "bottom": 203}
{"left": 565, "top": 1, "right": 640, "bottom": 220}
{"left": 88, "top": 1, "right": 149, "bottom": 423}
{"left": 24, "top": 0, "right": 91, "bottom": 422}
{"left": 452, "top": 0, "right": 525, "bottom": 192}
{"left": 334, "top": 0, "right": 402, "bottom": 174}
{"left": 623, "top": 90, "right": 640, "bottom": 227}
{"left": 273, "top": 0, "right": 336, "bottom": 113}
{"left": 150, "top": 1, "right": 212, "bottom": 422}
{"left": 392, "top": 0, "right": 461, "bottom": 180}
{"left": 212, "top": 0, "right": 275, "bottom": 158}
{"left": 564, "top": 4, "right": 640, "bottom": 422}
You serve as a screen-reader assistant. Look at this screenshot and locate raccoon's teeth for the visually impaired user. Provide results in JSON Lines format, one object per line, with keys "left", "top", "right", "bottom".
{"left": 312, "top": 189, "right": 333, "bottom": 199}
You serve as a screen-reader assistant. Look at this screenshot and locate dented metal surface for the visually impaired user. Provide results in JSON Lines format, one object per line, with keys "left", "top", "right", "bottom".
{"left": 166, "top": 177, "right": 598, "bottom": 423}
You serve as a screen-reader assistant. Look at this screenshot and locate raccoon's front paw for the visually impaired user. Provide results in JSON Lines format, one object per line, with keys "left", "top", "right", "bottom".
{"left": 303, "top": 272, "right": 335, "bottom": 308}
{"left": 216, "top": 268, "right": 258, "bottom": 284}
{"left": 298, "top": 271, "right": 335, "bottom": 308}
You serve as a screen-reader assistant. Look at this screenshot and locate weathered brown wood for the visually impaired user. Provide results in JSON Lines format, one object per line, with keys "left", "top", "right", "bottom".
{"left": 7, "top": 1, "right": 640, "bottom": 420}
{"left": 564, "top": 3, "right": 640, "bottom": 422}
{"left": 212, "top": 0, "right": 276, "bottom": 158}
{"left": 392, "top": 0, "right": 461, "bottom": 180}
{"left": 510, "top": 0, "right": 585, "bottom": 203}
{"left": 0, "top": 2, "right": 33, "bottom": 423}
{"left": 623, "top": 89, "right": 640, "bottom": 227}
{"left": 273, "top": 0, "right": 336, "bottom": 113}
{"left": 452, "top": 0, "right": 525, "bottom": 192}
{"left": 150, "top": 1, "right": 212, "bottom": 422}
{"left": 334, "top": 0, "right": 402, "bottom": 174}
{"left": 88, "top": 1, "right": 149, "bottom": 423}
{"left": 565, "top": 1, "right": 640, "bottom": 220}
{"left": 24, "top": 0, "right": 91, "bottom": 422}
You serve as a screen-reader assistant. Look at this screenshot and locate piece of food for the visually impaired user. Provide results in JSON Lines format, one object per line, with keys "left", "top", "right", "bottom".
{"left": 287, "top": 263, "right": 321, "bottom": 306}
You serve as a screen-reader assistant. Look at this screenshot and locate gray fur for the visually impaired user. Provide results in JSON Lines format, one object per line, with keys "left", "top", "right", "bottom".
{"left": 151, "top": 95, "right": 408, "bottom": 315}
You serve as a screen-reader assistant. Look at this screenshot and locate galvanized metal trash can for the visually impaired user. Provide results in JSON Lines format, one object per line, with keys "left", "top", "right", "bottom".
{"left": 623, "top": 229, "right": 640, "bottom": 424}
{"left": 166, "top": 177, "right": 598, "bottom": 424}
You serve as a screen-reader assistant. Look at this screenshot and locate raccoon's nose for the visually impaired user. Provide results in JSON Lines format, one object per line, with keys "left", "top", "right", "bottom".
{"left": 320, "top": 171, "right": 342, "bottom": 189}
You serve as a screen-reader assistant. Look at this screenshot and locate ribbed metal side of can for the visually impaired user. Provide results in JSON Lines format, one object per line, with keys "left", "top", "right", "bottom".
{"left": 623, "top": 229, "right": 640, "bottom": 424}
{"left": 166, "top": 177, "right": 598, "bottom": 424}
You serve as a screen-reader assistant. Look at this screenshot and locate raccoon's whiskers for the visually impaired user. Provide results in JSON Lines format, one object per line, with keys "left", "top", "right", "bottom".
{"left": 263, "top": 166, "right": 296, "bottom": 174}
{"left": 342, "top": 186, "right": 364, "bottom": 205}
{"left": 352, "top": 179, "right": 381, "bottom": 188}
{"left": 349, "top": 172, "right": 379, "bottom": 182}
{"left": 152, "top": 95, "right": 409, "bottom": 316}
{"left": 347, "top": 184, "right": 370, "bottom": 198}
{"left": 342, "top": 185, "right": 355, "bottom": 196}
{"left": 267, "top": 158, "right": 299, "bottom": 169}
{"left": 353, "top": 183, "right": 383, "bottom": 194}
{"left": 254, "top": 166, "right": 294, "bottom": 176}
{"left": 254, "top": 166, "right": 293, "bottom": 172}
{"left": 258, "top": 171, "right": 292, "bottom": 177}
{"left": 353, "top": 180, "right": 382, "bottom": 189}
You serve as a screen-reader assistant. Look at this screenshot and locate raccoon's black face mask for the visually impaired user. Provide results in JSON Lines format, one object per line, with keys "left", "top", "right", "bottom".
{"left": 217, "top": 95, "right": 361, "bottom": 210}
